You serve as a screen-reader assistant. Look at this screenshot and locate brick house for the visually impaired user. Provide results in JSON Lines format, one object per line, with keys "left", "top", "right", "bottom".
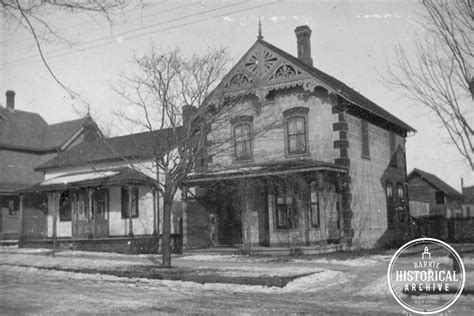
{"left": 408, "top": 168, "right": 463, "bottom": 241}
{"left": 18, "top": 129, "right": 183, "bottom": 253}
{"left": 182, "top": 25, "right": 416, "bottom": 250}
{"left": 0, "top": 90, "right": 100, "bottom": 240}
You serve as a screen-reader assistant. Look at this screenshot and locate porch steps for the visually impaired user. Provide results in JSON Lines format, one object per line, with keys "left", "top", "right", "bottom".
{"left": 184, "top": 244, "right": 346, "bottom": 256}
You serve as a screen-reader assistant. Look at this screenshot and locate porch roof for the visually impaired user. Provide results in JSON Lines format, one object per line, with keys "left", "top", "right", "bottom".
{"left": 184, "top": 159, "right": 347, "bottom": 184}
{"left": 18, "top": 167, "right": 156, "bottom": 193}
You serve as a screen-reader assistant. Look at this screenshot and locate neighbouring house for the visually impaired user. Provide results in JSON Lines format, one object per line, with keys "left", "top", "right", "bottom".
{"left": 181, "top": 25, "right": 416, "bottom": 250}
{"left": 18, "top": 129, "right": 183, "bottom": 253}
{"left": 0, "top": 90, "right": 101, "bottom": 240}
{"left": 461, "top": 184, "right": 474, "bottom": 218}
{"left": 407, "top": 168, "right": 463, "bottom": 241}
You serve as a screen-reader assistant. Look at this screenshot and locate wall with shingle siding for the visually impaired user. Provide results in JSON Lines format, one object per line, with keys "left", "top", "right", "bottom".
{"left": 346, "top": 113, "right": 408, "bottom": 248}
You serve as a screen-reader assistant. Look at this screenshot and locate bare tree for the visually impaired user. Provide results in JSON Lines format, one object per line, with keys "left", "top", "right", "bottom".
{"left": 1, "top": 0, "right": 126, "bottom": 100}
{"left": 113, "top": 47, "right": 230, "bottom": 267}
{"left": 385, "top": 0, "right": 473, "bottom": 169}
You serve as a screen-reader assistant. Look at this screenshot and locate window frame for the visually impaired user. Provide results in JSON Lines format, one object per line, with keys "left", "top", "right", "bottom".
{"left": 361, "top": 119, "right": 370, "bottom": 159}
{"left": 275, "top": 182, "right": 299, "bottom": 230}
{"left": 283, "top": 107, "right": 309, "bottom": 157}
{"left": 385, "top": 181, "right": 395, "bottom": 227}
{"left": 309, "top": 181, "right": 320, "bottom": 228}
{"left": 1, "top": 196, "right": 20, "bottom": 216}
{"left": 59, "top": 191, "right": 72, "bottom": 222}
{"left": 231, "top": 116, "right": 253, "bottom": 162}
{"left": 435, "top": 190, "right": 445, "bottom": 205}
{"left": 121, "top": 186, "right": 139, "bottom": 219}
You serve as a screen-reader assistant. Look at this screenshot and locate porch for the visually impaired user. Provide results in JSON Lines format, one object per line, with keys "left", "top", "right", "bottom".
{"left": 17, "top": 167, "right": 182, "bottom": 253}
{"left": 182, "top": 160, "right": 351, "bottom": 250}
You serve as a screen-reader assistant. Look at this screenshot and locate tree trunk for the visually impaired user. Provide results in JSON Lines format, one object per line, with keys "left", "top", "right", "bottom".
{"left": 162, "top": 193, "right": 174, "bottom": 268}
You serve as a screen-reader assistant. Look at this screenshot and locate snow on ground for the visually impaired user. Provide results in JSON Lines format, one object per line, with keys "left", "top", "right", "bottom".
{"left": 0, "top": 253, "right": 151, "bottom": 270}
{"left": 359, "top": 275, "right": 392, "bottom": 298}
{"left": 3, "top": 265, "right": 349, "bottom": 294}
{"left": 0, "top": 247, "right": 53, "bottom": 254}
{"left": 180, "top": 254, "right": 271, "bottom": 262}
{"left": 291, "top": 255, "right": 392, "bottom": 266}
{"left": 282, "top": 270, "right": 347, "bottom": 293}
{"left": 0, "top": 253, "right": 319, "bottom": 277}
{"left": 180, "top": 254, "right": 392, "bottom": 266}
{"left": 193, "top": 266, "right": 323, "bottom": 277}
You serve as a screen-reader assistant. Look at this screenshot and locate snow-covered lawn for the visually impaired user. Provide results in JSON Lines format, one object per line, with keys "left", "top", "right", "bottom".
{"left": 181, "top": 253, "right": 393, "bottom": 266}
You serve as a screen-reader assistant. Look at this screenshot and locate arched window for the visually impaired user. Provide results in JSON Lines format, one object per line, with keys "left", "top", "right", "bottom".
{"left": 397, "top": 183, "right": 404, "bottom": 200}
{"left": 397, "top": 182, "right": 405, "bottom": 222}
{"left": 386, "top": 181, "right": 395, "bottom": 227}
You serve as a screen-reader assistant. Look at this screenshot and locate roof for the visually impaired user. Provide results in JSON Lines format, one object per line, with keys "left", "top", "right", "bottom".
{"left": 208, "top": 38, "right": 415, "bottom": 133}
{"left": 35, "top": 127, "right": 183, "bottom": 171}
{"left": 259, "top": 40, "right": 416, "bottom": 133}
{"left": 0, "top": 182, "right": 27, "bottom": 194}
{"left": 185, "top": 159, "right": 346, "bottom": 184}
{"left": 0, "top": 106, "right": 91, "bottom": 152}
{"left": 408, "top": 168, "right": 462, "bottom": 199}
{"left": 19, "top": 167, "right": 156, "bottom": 192}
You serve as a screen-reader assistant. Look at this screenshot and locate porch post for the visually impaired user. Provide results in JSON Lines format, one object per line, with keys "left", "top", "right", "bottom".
{"left": 181, "top": 186, "right": 188, "bottom": 248}
{"left": 317, "top": 173, "right": 327, "bottom": 242}
{"left": 52, "top": 192, "right": 57, "bottom": 251}
{"left": 88, "top": 188, "right": 94, "bottom": 238}
{"left": 152, "top": 187, "right": 157, "bottom": 236}
{"left": 128, "top": 184, "right": 133, "bottom": 236}
{"left": 19, "top": 194, "right": 24, "bottom": 245}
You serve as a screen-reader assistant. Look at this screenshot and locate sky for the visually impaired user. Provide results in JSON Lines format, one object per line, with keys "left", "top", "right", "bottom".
{"left": 0, "top": 0, "right": 472, "bottom": 190}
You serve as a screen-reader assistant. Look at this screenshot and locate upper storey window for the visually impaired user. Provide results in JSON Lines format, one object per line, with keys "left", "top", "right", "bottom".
{"left": 283, "top": 107, "right": 309, "bottom": 156}
{"left": 361, "top": 119, "right": 370, "bottom": 159}
{"left": 231, "top": 116, "right": 253, "bottom": 162}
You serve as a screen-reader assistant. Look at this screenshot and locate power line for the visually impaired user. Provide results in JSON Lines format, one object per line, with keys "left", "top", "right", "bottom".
{"left": 2, "top": 1, "right": 203, "bottom": 64}
{"left": 1, "top": 1, "right": 187, "bottom": 48}
{"left": 1, "top": 1, "right": 249, "bottom": 68}
{"left": 0, "top": 1, "right": 168, "bottom": 46}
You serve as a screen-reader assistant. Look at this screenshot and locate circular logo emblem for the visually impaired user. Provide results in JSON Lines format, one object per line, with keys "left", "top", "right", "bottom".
{"left": 387, "top": 238, "right": 465, "bottom": 314}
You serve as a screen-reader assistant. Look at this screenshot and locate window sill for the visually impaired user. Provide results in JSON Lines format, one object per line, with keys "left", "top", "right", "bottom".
{"left": 233, "top": 157, "right": 254, "bottom": 164}
{"left": 361, "top": 155, "right": 370, "bottom": 160}
{"left": 285, "top": 151, "right": 310, "bottom": 159}
{"left": 274, "top": 227, "right": 300, "bottom": 232}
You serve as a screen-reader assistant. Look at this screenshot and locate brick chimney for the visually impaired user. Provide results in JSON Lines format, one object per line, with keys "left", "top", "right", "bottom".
{"left": 294, "top": 25, "right": 313, "bottom": 66}
{"left": 6, "top": 90, "right": 15, "bottom": 111}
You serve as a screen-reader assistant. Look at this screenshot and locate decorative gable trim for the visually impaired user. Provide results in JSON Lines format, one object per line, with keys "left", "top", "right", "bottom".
{"left": 208, "top": 41, "right": 335, "bottom": 105}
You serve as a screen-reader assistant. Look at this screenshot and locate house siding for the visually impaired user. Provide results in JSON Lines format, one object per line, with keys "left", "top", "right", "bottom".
{"left": 209, "top": 91, "right": 339, "bottom": 169}
{"left": 346, "top": 113, "right": 408, "bottom": 248}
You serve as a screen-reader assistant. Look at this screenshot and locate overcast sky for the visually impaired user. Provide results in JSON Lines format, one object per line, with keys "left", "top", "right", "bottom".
{"left": 1, "top": 0, "right": 472, "bottom": 190}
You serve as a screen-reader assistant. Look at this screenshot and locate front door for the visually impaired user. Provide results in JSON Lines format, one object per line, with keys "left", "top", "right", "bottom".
{"left": 92, "top": 189, "right": 109, "bottom": 238}
{"left": 217, "top": 199, "right": 242, "bottom": 246}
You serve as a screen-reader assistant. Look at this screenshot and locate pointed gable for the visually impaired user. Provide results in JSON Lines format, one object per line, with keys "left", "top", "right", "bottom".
{"left": 208, "top": 37, "right": 415, "bottom": 133}
{"left": 211, "top": 40, "right": 334, "bottom": 102}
